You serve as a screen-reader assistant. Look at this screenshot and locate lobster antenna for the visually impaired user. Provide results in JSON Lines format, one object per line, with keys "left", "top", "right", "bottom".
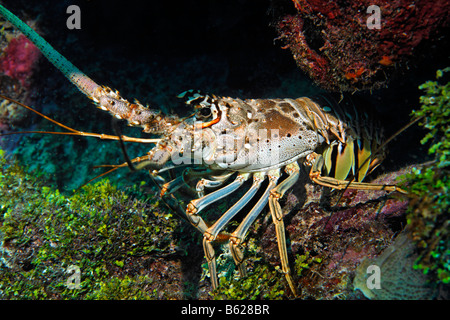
{"left": 74, "top": 166, "right": 123, "bottom": 193}
{"left": 75, "top": 155, "right": 149, "bottom": 192}
{"left": 0, "top": 5, "right": 99, "bottom": 98}
{"left": 111, "top": 118, "right": 137, "bottom": 172}
{"left": 0, "top": 94, "right": 161, "bottom": 144}
{"left": 0, "top": 5, "right": 181, "bottom": 135}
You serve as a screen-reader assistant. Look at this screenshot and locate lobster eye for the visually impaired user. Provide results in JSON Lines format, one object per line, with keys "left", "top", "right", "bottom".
{"left": 198, "top": 107, "right": 212, "bottom": 118}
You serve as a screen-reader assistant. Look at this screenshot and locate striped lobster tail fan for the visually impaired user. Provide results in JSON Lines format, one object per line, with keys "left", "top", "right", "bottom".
{"left": 0, "top": 5, "right": 99, "bottom": 100}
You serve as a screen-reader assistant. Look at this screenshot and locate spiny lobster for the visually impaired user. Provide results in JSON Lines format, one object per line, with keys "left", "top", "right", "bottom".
{"left": 0, "top": 4, "right": 406, "bottom": 296}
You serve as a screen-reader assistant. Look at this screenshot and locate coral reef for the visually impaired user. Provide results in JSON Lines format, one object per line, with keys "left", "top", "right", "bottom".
{"left": 0, "top": 94, "right": 28, "bottom": 127}
{"left": 0, "top": 34, "right": 40, "bottom": 88}
{"left": 274, "top": 0, "right": 450, "bottom": 91}
{"left": 212, "top": 260, "right": 287, "bottom": 300}
{"left": 0, "top": 146, "right": 413, "bottom": 300}
{"left": 353, "top": 229, "right": 437, "bottom": 299}
{"left": 405, "top": 68, "right": 450, "bottom": 286}
{"left": 352, "top": 68, "right": 450, "bottom": 299}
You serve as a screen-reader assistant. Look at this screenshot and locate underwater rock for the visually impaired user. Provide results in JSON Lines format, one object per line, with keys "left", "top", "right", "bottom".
{"left": 0, "top": 75, "right": 31, "bottom": 130}
{"left": 353, "top": 229, "right": 437, "bottom": 299}
{"left": 275, "top": 0, "right": 450, "bottom": 91}
{"left": 259, "top": 165, "right": 411, "bottom": 299}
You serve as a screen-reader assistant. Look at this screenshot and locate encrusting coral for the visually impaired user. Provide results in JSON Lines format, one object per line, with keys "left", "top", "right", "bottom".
{"left": 353, "top": 229, "right": 437, "bottom": 299}
{"left": 353, "top": 68, "right": 450, "bottom": 299}
{"left": 405, "top": 68, "right": 450, "bottom": 287}
{"left": 0, "top": 17, "right": 40, "bottom": 132}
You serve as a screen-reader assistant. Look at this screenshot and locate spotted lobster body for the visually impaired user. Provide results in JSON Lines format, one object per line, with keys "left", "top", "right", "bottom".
{"left": 148, "top": 91, "right": 385, "bottom": 183}
{"left": 143, "top": 92, "right": 393, "bottom": 295}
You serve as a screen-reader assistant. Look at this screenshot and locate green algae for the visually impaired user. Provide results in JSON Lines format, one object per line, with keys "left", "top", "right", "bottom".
{"left": 294, "top": 251, "right": 322, "bottom": 277}
{"left": 212, "top": 262, "right": 286, "bottom": 300}
{"left": 405, "top": 68, "right": 450, "bottom": 285}
{"left": 0, "top": 149, "right": 180, "bottom": 299}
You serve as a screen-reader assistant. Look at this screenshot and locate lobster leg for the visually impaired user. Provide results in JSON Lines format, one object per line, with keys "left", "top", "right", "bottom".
{"left": 196, "top": 172, "right": 235, "bottom": 198}
{"left": 268, "top": 162, "right": 300, "bottom": 296}
{"left": 202, "top": 172, "right": 265, "bottom": 289}
{"left": 183, "top": 173, "right": 250, "bottom": 234}
{"left": 160, "top": 176, "right": 185, "bottom": 197}
{"left": 229, "top": 170, "right": 280, "bottom": 278}
{"left": 176, "top": 172, "right": 248, "bottom": 289}
{"left": 307, "top": 152, "right": 407, "bottom": 193}
{"left": 187, "top": 173, "right": 250, "bottom": 217}
{"left": 160, "top": 168, "right": 223, "bottom": 197}
{"left": 202, "top": 237, "right": 220, "bottom": 290}
{"left": 206, "top": 172, "right": 266, "bottom": 240}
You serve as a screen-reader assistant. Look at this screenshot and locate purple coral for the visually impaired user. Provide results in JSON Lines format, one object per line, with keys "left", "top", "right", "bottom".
{"left": 0, "top": 34, "right": 41, "bottom": 88}
{"left": 0, "top": 29, "right": 41, "bottom": 134}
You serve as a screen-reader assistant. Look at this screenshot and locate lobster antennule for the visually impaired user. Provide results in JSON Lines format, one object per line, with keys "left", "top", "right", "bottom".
{"left": 0, "top": 4, "right": 180, "bottom": 135}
